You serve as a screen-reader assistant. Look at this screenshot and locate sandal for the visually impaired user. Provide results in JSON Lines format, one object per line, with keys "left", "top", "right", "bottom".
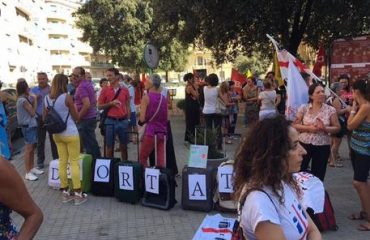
{"left": 329, "top": 163, "right": 344, "bottom": 168}
{"left": 357, "top": 222, "right": 370, "bottom": 231}
{"left": 348, "top": 211, "right": 367, "bottom": 220}
{"left": 335, "top": 163, "right": 344, "bottom": 168}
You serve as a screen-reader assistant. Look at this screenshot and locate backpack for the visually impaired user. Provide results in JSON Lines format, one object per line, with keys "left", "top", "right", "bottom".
{"left": 43, "top": 95, "right": 69, "bottom": 134}
{"left": 307, "top": 190, "right": 338, "bottom": 232}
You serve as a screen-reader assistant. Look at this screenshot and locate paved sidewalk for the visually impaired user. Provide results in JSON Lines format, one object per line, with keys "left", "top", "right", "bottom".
{"left": 10, "top": 116, "right": 369, "bottom": 239}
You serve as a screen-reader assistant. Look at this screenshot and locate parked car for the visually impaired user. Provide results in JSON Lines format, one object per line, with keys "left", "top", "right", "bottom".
{"left": 1, "top": 88, "right": 18, "bottom": 138}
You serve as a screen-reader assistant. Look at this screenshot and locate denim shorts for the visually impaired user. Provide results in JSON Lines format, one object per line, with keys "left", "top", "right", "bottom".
{"left": 22, "top": 126, "right": 38, "bottom": 144}
{"left": 105, "top": 118, "right": 128, "bottom": 147}
{"left": 129, "top": 112, "right": 137, "bottom": 128}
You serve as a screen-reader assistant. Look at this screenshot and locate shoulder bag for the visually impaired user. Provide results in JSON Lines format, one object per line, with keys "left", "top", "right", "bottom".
{"left": 99, "top": 88, "right": 122, "bottom": 136}
{"left": 138, "top": 95, "right": 163, "bottom": 141}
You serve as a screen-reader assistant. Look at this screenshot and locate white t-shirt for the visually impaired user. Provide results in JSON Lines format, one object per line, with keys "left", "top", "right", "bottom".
{"left": 128, "top": 85, "right": 136, "bottom": 113}
{"left": 241, "top": 182, "right": 308, "bottom": 240}
{"left": 44, "top": 93, "right": 78, "bottom": 137}
{"left": 202, "top": 86, "right": 218, "bottom": 114}
{"left": 259, "top": 90, "right": 277, "bottom": 111}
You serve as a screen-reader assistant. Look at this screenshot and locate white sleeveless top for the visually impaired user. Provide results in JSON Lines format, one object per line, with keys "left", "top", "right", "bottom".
{"left": 203, "top": 86, "right": 218, "bottom": 114}
{"left": 44, "top": 93, "right": 78, "bottom": 136}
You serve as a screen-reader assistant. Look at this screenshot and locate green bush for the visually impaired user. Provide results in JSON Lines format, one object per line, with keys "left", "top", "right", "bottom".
{"left": 176, "top": 99, "right": 186, "bottom": 111}
{"left": 188, "top": 128, "right": 225, "bottom": 159}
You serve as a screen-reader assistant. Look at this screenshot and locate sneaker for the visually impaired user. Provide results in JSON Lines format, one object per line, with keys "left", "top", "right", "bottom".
{"left": 74, "top": 192, "right": 87, "bottom": 205}
{"left": 25, "top": 172, "right": 38, "bottom": 181}
{"left": 62, "top": 190, "right": 75, "bottom": 203}
{"left": 31, "top": 167, "right": 44, "bottom": 175}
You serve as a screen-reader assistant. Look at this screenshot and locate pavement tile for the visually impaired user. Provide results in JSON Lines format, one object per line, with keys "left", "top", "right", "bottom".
{"left": 9, "top": 115, "right": 369, "bottom": 239}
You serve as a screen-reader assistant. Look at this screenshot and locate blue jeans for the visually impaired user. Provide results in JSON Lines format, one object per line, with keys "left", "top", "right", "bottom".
{"left": 77, "top": 118, "right": 101, "bottom": 159}
{"left": 105, "top": 118, "right": 129, "bottom": 147}
{"left": 22, "top": 127, "right": 38, "bottom": 144}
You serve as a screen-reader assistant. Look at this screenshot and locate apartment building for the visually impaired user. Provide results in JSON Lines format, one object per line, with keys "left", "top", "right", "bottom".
{"left": 0, "top": 0, "right": 93, "bottom": 86}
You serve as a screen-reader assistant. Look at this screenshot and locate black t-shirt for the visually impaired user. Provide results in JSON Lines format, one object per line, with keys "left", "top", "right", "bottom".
{"left": 275, "top": 86, "right": 286, "bottom": 114}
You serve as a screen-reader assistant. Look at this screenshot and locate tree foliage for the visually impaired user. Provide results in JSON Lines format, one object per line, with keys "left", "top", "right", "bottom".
{"left": 74, "top": 0, "right": 188, "bottom": 73}
{"left": 153, "top": 0, "right": 370, "bottom": 64}
{"left": 233, "top": 53, "right": 270, "bottom": 76}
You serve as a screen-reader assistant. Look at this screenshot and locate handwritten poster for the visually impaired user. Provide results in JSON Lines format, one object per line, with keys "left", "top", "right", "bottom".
{"left": 188, "top": 145, "right": 208, "bottom": 168}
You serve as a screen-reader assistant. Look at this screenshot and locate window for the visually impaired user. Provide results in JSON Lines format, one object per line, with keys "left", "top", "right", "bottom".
{"left": 197, "top": 56, "right": 204, "bottom": 66}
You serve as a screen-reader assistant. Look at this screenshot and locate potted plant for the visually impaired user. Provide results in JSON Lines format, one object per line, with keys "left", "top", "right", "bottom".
{"left": 176, "top": 99, "right": 186, "bottom": 112}
{"left": 190, "top": 128, "right": 228, "bottom": 168}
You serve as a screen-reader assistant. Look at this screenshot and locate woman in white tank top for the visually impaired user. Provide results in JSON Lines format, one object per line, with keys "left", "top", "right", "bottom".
{"left": 44, "top": 74, "right": 87, "bottom": 205}
{"left": 202, "top": 74, "right": 223, "bottom": 149}
{"left": 258, "top": 78, "right": 277, "bottom": 120}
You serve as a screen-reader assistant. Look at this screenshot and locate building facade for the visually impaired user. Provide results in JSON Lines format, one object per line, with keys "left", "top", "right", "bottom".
{"left": 0, "top": 0, "right": 93, "bottom": 86}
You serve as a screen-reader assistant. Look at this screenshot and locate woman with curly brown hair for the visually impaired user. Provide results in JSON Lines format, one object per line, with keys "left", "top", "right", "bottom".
{"left": 233, "top": 115, "right": 321, "bottom": 240}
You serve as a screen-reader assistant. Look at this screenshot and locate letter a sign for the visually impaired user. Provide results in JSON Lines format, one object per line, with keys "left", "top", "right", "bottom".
{"left": 189, "top": 174, "right": 207, "bottom": 200}
{"left": 118, "top": 166, "right": 134, "bottom": 190}
{"left": 94, "top": 159, "right": 111, "bottom": 183}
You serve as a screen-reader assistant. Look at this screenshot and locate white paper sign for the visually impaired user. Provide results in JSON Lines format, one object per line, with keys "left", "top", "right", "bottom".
{"left": 118, "top": 166, "right": 134, "bottom": 191}
{"left": 192, "top": 214, "right": 236, "bottom": 240}
{"left": 189, "top": 174, "right": 207, "bottom": 200}
{"left": 145, "top": 168, "right": 160, "bottom": 194}
{"left": 48, "top": 159, "right": 60, "bottom": 188}
{"left": 218, "top": 165, "right": 234, "bottom": 193}
{"left": 94, "top": 159, "right": 111, "bottom": 183}
{"left": 188, "top": 145, "right": 208, "bottom": 168}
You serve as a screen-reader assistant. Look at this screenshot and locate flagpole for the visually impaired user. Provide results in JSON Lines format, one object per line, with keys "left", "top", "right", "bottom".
{"left": 266, "top": 34, "right": 348, "bottom": 107}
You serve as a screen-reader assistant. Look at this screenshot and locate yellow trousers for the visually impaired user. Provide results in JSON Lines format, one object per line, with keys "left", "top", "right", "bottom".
{"left": 53, "top": 134, "right": 81, "bottom": 190}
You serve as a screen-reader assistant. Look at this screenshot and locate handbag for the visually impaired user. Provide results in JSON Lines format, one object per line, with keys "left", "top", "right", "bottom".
{"left": 138, "top": 95, "right": 163, "bottom": 141}
{"left": 216, "top": 96, "right": 228, "bottom": 115}
{"left": 99, "top": 88, "right": 121, "bottom": 136}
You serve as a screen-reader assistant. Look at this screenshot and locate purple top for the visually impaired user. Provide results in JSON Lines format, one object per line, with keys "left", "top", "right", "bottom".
{"left": 74, "top": 79, "right": 97, "bottom": 120}
{"left": 31, "top": 85, "right": 50, "bottom": 115}
{"left": 145, "top": 92, "right": 167, "bottom": 138}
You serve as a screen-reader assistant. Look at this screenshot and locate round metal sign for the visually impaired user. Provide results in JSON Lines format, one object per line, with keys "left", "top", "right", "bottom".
{"left": 144, "top": 43, "right": 159, "bottom": 69}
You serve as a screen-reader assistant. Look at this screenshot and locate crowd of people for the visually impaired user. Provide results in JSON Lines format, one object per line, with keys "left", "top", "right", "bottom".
{"left": 0, "top": 65, "right": 369, "bottom": 238}
{"left": 182, "top": 71, "right": 369, "bottom": 236}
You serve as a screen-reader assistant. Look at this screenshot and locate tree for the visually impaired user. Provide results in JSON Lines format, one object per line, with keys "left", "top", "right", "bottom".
{"left": 233, "top": 53, "right": 270, "bottom": 76}
{"left": 158, "top": 39, "right": 189, "bottom": 81}
{"left": 74, "top": 0, "right": 188, "bottom": 74}
{"left": 153, "top": 0, "right": 370, "bottom": 64}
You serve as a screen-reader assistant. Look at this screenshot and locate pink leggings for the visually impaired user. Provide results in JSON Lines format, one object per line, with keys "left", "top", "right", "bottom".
{"left": 139, "top": 135, "right": 165, "bottom": 168}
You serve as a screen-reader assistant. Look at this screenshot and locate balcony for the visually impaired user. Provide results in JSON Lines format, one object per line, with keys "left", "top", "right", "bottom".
{"left": 49, "top": 40, "right": 71, "bottom": 51}
{"left": 74, "top": 42, "right": 93, "bottom": 54}
{"left": 50, "top": 55, "right": 72, "bottom": 66}
{"left": 91, "top": 62, "right": 115, "bottom": 69}
{"left": 15, "top": 18, "right": 35, "bottom": 39}
{"left": 15, "top": 0, "right": 33, "bottom": 16}
{"left": 47, "top": 23, "right": 71, "bottom": 35}
{"left": 46, "top": 7, "right": 71, "bottom": 22}
{"left": 73, "top": 56, "right": 91, "bottom": 67}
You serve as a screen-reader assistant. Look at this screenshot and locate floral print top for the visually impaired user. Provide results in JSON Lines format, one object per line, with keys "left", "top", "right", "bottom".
{"left": 297, "top": 103, "right": 336, "bottom": 146}
{"left": 0, "top": 202, "right": 17, "bottom": 240}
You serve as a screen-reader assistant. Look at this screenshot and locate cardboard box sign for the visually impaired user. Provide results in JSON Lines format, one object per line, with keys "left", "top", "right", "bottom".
{"left": 118, "top": 166, "right": 134, "bottom": 191}
{"left": 48, "top": 159, "right": 83, "bottom": 188}
{"left": 94, "top": 159, "right": 111, "bottom": 183}
{"left": 217, "top": 165, "right": 234, "bottom": 194}
{"left": 188, "top": 174, "right": 207, "bottom": 200}
{"left": 145, "top": 168, "right": 160, "bottom": 194}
